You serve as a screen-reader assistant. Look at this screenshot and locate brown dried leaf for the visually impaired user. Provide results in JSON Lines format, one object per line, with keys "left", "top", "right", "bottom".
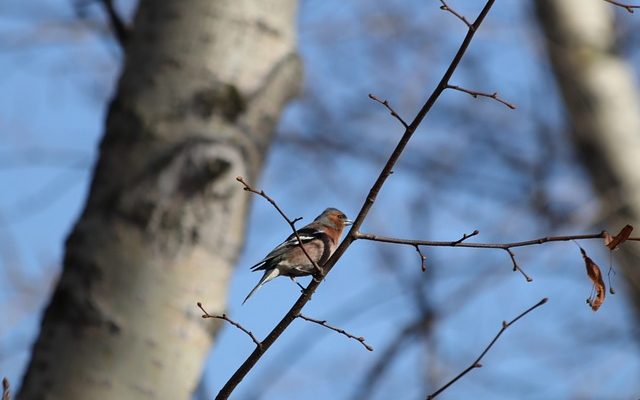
{"left": 2, "top": 377, "right": 10, "bottom": 400}
{"left": 580, "top": 247, "right": 605, "bottom": 311}
{"left": 605, "top": 224, "right": 633, "bottom": 250}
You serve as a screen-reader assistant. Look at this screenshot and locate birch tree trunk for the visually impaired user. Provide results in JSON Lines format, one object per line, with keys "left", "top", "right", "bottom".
{"left": 18, "top": 0, "right": 301, "bottom": 398}
{"left": 535, "top": 0, "right": 640, "bottom": 318}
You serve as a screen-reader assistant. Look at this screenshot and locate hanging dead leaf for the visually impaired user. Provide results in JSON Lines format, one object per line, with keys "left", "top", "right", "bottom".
{"left": 579, "top": 247, "right": 605, "bottom": 311}
{"left": 605, "top": 224, "right": 633, "bottom": 250}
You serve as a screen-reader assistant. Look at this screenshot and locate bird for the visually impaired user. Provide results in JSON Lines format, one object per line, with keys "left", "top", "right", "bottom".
{"left": 242, "top": 208, "right": 353, "bottom": 304}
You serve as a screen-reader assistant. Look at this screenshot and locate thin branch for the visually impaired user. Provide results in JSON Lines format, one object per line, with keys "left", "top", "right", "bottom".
{"left": 452, "top": 229, "right": 480, "bottom": 245}
{"left": 354, "top": 231, "right": 640, "bottom": 282}
{"left": 368, "top": 94, "right": 409, "bottom": 129}
{"left": 414, "top": 245, "right": 428, "bottom": 272}
{"left": 99, "top": 0, "right": 129, "bottom": 46}
{"left": 297, "top": 314, "right": 373, "bottom": 351}
{"left": 215, "top": 3, "right": 496, "bottom": 398}
{"left": 236, "top": 176, "right": 323, "bottom": 275}
{"left": 446, "top": 84, "right": 516, "bottom": 109}
{"left": 354, "top": 230, "right": 632, "bottom": 250}
{"left": 426, "top": 298, "right": 548, "bottom": 400}
{"left": 197, "top": 302, "right": 261, "bottom": 348}
{"left": 602, "top": 0, "right": 640, "bottom": 13}
{"left": 504, "top": 248, "right": 532, "bottom": 282}
{"left": 439, "top": 0, "right": 473, "bottom": 28}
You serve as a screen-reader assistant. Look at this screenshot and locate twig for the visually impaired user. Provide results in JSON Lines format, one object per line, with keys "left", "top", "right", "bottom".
{"left": 197, "top": 302, "right": 261, "bottom": 348}
{"left": 297, "top": 314, "right": 373, "bottom": 351}
{"left": 414, "top": 245, "right": 428, "bottom": 271}
{"left": 602, "top": 0, "right": 640, "bottom": 12}
{"left": 426, "top": 298, "right": 548, "bottom": 400}
{"left": 504, "top": 248, "right": 532, "bottom": 282}
{"left": 215, "top": 2, "right": 496, "bottom": 398}
{"left": 452, "top": 229, "right": 480, "bottom": 245}
{"left": 99, "top": 0, "right": 129, "bottom": 46}
{"left": 439, "top": 0, "right": 473, "bottom": 28}
{"left": 446, "top": 84, "right": 516, "bottom": 109}
{"left": 2, "top": 377, "right": 10, "bottom": 400}
{"left": 368, "top": 94, "right": 410, "bottom": 129}
{"left": 236, "top": 176, "right": 323, "bottom": 275}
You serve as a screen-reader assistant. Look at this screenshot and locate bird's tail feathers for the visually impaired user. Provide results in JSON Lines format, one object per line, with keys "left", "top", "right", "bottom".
{"left": 242, "top": 268, "right": 280, "bottom": 305}
{"left": 250, "top": 260, "right": 268, "bottom": 271}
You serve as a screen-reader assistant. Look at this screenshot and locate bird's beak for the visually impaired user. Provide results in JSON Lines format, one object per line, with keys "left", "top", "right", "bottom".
{"left": 344, "top": 219, "right": 354, "bottom": 226}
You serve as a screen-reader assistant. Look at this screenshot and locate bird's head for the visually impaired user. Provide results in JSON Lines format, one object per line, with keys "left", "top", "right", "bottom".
{"left": 315, "top": 208, "right": 353, "bottom": 230}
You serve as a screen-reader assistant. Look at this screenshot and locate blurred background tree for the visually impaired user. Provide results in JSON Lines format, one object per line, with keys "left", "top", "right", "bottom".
{"left": 1, "top": 1, "right": 639, "bottom": 399}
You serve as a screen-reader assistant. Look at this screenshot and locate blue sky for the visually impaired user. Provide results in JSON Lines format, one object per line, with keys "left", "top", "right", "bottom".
{"left": 1, "top": 1, "right": 640, "bottom": 399}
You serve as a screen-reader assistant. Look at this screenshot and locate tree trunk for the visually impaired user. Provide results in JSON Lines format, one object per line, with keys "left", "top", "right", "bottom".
{"left": 18, "top": 0, "right": 301, "bottom": 398}
{"left": 534, "top": 1, "right": 640, "bottom": 318}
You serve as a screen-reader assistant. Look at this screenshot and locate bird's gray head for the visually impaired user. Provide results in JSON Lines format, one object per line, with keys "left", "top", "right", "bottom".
{"left": 315, "top": 208, "right": 353, "bottom": 229}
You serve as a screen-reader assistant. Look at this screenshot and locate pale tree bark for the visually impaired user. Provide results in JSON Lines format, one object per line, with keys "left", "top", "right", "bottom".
{"left": 535, "top": 1, "right": 640, "bottom": 318}
{"left": 18, "top": 0, "right": 301, "bottom": 399}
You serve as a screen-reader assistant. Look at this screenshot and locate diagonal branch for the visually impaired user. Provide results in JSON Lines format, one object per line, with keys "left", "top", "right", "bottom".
{"left": 197, "top": 303, "right": 261, "bottom": 348}
{"left": 215, "top": 2, "right": 497, "bottom": 398}
{"left": 99, "top": 0, "right": 129, "bottom": 46}
{"left": 297, "top": 314, "right": 373, "bottom": 351}
{"left": 426, "top": 298, "right": 548, "bottom": 399}
{"left": 368, "top": 94, "right": 410, "bottom": 129}
{"left": 439, "top": 0, "right": 473, "bottom": 28}
{"left": 504, "top": 248, "right": 532, "bottom": 282}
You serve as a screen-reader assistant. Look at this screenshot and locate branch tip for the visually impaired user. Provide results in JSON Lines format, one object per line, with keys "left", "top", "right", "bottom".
{"left": 298, "top": 314, "right": 373, "bottom": 351}
{"left": 446, "top": 84, "right": 516, "bottom": 109}
{"left": 198, "top": 302, "right": 261, "bottom": 347}
{"left": 368, "top": 93, "right": 409, "bottom": 128}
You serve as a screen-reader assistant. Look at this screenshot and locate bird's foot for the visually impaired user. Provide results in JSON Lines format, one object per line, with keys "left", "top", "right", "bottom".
{"left": 289, "top": 277, "right": 305, "bottom": 292}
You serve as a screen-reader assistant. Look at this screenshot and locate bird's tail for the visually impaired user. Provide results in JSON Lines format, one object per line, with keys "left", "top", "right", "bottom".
{"left": 242, "top": 268, "right": 280, "bottom": 305}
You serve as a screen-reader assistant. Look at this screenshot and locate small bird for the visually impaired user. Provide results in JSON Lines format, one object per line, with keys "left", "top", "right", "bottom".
{"left": 243, "top": 208, "right": 353, "bottom": 304}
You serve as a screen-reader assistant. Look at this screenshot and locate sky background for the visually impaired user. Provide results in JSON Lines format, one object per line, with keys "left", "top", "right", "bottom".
{"left": 1, "top": 1, "right": 640, "bottom": 399}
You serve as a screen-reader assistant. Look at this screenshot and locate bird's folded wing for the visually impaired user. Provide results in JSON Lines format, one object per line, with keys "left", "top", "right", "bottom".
{"left": 250, "top": 227, "right": 325, "bottom": 270}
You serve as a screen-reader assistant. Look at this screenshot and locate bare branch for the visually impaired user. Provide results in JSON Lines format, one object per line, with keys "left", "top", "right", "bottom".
{"left": 216, "top": 2, "right": 497, "bottom": 398}
{"left": 439, "top": 0, "right": 473, "bottom": 28}
{"left": 197, "top": 302, "right": 261, "bottom": 348}
{"left": 426, "top": 298, "right": 548, "bottom": 399}
{"left": 504, "top": 248, "right": 532, "bottom": 282}
{"left": 452, "top": 229, "right": 480, "bottom": 245}
{"left": 602, "top": 0, "right": 640, "bottom": 13}
{"left": 354, "top": 230, "right": 634, "bottom": 249}
{"left": 297, "top": 314, "right": 373, "bottom": 351}
{"left": 368, "top": 93, "right": 409, "bottom": 129}
{"left": 236, "top": 176, "right": 322, "bottom": 275}
{"left": 446, "top": 84, "right": 516, "bottom": 109}
{"left": 354, "top": 231, "right": 640, "bottom": 282}
{"left": 414, "top": 245, "right": 428, "bottom": 272}
{"left": 99, "top": 0, "right": 129, "bottom": 46}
